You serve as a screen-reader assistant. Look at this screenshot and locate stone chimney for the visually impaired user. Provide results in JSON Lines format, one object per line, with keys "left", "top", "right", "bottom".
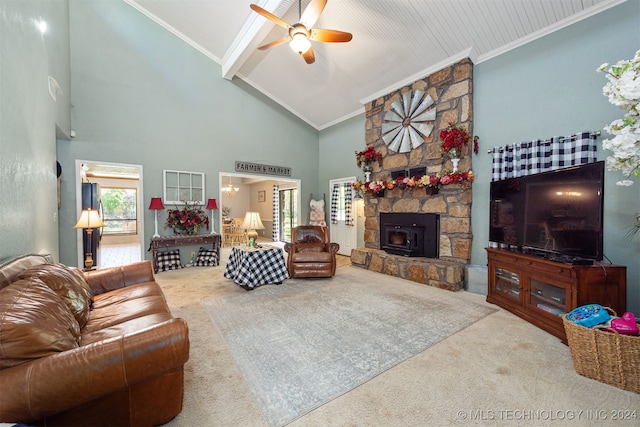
{"left": 350, "top": 58, "right": 475, "bottom": 291}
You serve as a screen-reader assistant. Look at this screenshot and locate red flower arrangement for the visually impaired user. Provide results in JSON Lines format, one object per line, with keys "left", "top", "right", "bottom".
{"left": 439, "top": 170, "right": 475, "bottom": 186}
{"left": 352, "top": 169, "right": 476, "bottom": 196}
{"left": 439, "top": 122, "right": 479, "bottom": 158}
{"left": 390, "top": 175, "right": 417, "bottom": 189}
{"left": 418, "top": 174, "right": 441, "bottom": 188}
{"left": 352, "top": 178, "right": 390, "bottom": 194}
{"left": 355, "top": 145, "right": 383, "bottom": 168}
{"left": 165, "top": 202, "right": 209, "bottom": 235}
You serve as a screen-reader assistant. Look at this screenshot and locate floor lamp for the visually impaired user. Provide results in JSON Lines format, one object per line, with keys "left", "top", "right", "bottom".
{"left": 148, "top": 197, "right": 165, "bottom": 238}
{"left": 206, "top": 198, "right": 218, "bottom": 234}
{"left": 74, "top": 208, "right": 105, "bottom": 270}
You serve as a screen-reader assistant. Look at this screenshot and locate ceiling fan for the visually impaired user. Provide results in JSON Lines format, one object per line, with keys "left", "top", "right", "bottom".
{"left": 250, "top": 0, "right": 352, "bottom": 64}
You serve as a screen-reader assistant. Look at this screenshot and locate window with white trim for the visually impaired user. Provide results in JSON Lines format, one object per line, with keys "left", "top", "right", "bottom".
{"left": 163, "top": 170, "right": 205, "bottom": 205}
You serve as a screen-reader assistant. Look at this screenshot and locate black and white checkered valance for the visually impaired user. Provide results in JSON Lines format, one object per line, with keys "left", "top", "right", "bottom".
{"left": 490, "top": 131, "right": 599, "bottom": 181}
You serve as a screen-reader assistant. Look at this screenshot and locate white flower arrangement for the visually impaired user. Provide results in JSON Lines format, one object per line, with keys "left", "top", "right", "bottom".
{"left": 597, "top": 50, "right": 640, "bottom": 186}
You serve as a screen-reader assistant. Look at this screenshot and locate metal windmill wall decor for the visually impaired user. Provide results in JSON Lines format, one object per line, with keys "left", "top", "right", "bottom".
{"left": 381, "top": 89, "right": 436, "bottom": 153}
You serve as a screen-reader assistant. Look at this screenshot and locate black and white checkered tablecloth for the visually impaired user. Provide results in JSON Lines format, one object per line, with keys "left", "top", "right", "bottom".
{"left": 224, "top": 245, "right": 289, "bottom": 289}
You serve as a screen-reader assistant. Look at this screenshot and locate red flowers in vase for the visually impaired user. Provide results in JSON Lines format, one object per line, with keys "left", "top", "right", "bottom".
{"left": 355, "top": 145, "right": 383, "bottom": 168}
{"left": 440, "top": 122, "right": 479, "bottom": 158}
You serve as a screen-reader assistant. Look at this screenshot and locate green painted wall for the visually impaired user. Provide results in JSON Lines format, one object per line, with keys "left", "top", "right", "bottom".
{"left": 316, "top": 1, "right": 640, "bottom": 312}
{"left": 0, "top": 0, "right": 70, "bottom": 261}
{"left": 57, "top": 0, "right": 319, "bottom": 265}
{"left": 472, "top": 0, "right": 640, "bottom": 313}
{"left": 319, "top": 114, "right": 366, "bottom": 190}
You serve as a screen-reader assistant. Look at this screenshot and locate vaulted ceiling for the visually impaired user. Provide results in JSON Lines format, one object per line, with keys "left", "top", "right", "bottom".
{"left": 124, "top": 0, "right": 622, "bottom": 130}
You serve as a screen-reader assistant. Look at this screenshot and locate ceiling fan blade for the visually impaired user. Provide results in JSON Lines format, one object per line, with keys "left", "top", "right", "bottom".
{"left": 250, "top": 4, "right": 291, "bottom": 29}
{"left": 302, "top": 47, "right": 316, "bottom": 64}
{"left": 309, "top": 28, "right": 353, "bottom": 43}
{"left": 257, "top": 36, "right": 291, "bottom": 51}
{"left": 300, "top": 0, "right": 327, "bottom": 28}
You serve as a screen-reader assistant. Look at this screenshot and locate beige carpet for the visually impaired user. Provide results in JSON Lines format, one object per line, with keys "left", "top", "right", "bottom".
{"left": 157, "top": 249, "right": 639, "bottom": 426}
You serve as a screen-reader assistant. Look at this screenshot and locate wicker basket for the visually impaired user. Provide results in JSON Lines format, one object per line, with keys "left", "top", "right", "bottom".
{"left": 562, "top": 312, "right": 640, "bottom": 393}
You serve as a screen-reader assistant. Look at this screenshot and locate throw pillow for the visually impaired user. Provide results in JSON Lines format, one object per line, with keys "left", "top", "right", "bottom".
{"left": 0, "top": 277, "right": 80, "bottom": 369}
{"left": 157, "top": 249, "right": 183, "bottom": 272}
{"left": 194, "top": 247, "right": 218, "bottom": 267}
{"left": 15, "top": 263, "right": 94, "bottom": 328}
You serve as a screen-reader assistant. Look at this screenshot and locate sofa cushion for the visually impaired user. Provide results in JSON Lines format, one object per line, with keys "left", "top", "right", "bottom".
{"left": 0, "top": 277, "right": 80, "bottom": 369}
{"left": 15, "top": 263, "right": 93, "bottom": 328}
{"left": 82, "top": 282, "right": 171, "bottom": 333}
{"left": 291, "top": 251, "right": 334, "bottom": 263}
{"left": 90, "top": 281, "right": 164, "bottom": 310}
{"left": 157, "top": 250, "right": 183, "bottom": 272}
{"left": 80, "top": 312, "right": 175, "bottom": 346}
{"left": 194, "top": 247, "right": 218, "bottom": 266}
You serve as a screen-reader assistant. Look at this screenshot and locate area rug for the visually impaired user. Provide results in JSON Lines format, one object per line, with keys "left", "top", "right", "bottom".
{"left": 203, "top": 266, "right": 496, "bottom": 426}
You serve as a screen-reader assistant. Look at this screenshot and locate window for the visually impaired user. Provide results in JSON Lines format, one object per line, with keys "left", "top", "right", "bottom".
{"left": 100, "top": 188, "right": 137, "bottom": 235}
{"left": 335, "top": 185, "right": 347, "bottom": 222}
{"left": 279, "top": 188, "right": 298, "bottom": 242}
{"left": 163, "top": 170, "right": 205, "bottom": 205}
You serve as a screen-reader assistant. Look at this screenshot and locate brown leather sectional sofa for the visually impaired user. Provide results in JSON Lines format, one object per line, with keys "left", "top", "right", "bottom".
{"left": 0, "top": 254, "right": 189, "bottom": 426}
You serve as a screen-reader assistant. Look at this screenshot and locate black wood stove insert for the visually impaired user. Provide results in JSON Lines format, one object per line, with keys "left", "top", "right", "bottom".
{"left": 380, "top": 212, "right": 439, "bottom": 258}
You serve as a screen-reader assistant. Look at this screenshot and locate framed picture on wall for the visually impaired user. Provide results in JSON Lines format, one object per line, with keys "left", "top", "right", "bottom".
{"left": 258, "top": 190, "right": 266, "bottom": 202}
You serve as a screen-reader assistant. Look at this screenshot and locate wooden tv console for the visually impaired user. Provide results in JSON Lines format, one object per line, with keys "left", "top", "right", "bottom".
{"left": 486, "top": 248, "right": 626, "bottom": 342}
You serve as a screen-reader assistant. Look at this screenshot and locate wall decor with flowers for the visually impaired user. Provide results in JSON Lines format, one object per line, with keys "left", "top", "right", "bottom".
{"left": 352, "top": 120, "right": 478, "bottom": 197}
{"left": 439, "top": 122, "right": 479, "bottom": 172}
{"left": 352, "top": 169, "right": 475, "bottom": 197}
{"left": 165, "top": 201, "right": 210, "bottom": 235}
{"left": 355, "top": 145, "right": 383, "bottom": 181}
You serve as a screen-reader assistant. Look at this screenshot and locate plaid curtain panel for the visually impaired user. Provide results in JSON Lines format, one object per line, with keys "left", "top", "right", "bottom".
{"left": 344, "top": 182, "right": 354, "bottom": 226}
{"left": 272, "top": 184, "right": 279, "bottom": 242}
{"left": 491, "top": 131, "right": 598, "bottom": 181}
{"left": 330, "top": 183, "right": 340, "bottom": 224}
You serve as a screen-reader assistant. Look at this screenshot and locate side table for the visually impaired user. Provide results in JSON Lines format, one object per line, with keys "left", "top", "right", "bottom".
{"left": 150, "top": 234, "right": 221, "bottom": 273}
{"left": 224, "top": 245, "right": 289, "bottom": 290}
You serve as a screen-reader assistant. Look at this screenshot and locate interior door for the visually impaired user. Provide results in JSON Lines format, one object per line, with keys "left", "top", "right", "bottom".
{"left": 329, "top": 178, "right": 358, "bottom": 256}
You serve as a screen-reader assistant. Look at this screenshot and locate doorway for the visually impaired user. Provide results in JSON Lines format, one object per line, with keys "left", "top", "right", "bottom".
{"left": 329, "top": 177, "right": 359, "bottom": 256}
{"left": 75, "top": 160, "right": 144, "bottom": 268}
{"left": 219, "top": 173, "right": 300, "bottom": 244}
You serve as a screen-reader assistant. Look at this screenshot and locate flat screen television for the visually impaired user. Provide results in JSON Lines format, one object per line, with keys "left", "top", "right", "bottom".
{"left": 489, "top": 161, "right": 605, "bottom": 261}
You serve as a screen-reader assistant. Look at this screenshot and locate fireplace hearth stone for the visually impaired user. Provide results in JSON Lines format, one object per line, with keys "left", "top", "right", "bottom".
{"left": 350, "top": 248, "right": 465, "bottom": 291}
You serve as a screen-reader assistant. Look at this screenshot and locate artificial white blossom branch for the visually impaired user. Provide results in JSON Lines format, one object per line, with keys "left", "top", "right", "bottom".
{"left": 598, "top": 50, "right": 640, "bottom": 186}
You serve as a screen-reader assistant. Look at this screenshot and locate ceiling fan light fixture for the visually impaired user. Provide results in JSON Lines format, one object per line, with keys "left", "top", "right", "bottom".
{"left": 290, "top": 33, "right": 311, "bottom": 54}
{"left": 250, "top": 1, "right": 351, "bottom": 63}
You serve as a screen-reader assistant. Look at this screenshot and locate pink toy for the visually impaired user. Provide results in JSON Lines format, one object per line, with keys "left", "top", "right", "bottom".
{"left": 610, "top": 312, "right": 639, "bottom": 335}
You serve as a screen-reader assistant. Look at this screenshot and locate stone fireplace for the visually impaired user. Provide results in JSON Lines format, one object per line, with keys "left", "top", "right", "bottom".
{"left": 350, "top": 58, "right": 474, "bottom": 291}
